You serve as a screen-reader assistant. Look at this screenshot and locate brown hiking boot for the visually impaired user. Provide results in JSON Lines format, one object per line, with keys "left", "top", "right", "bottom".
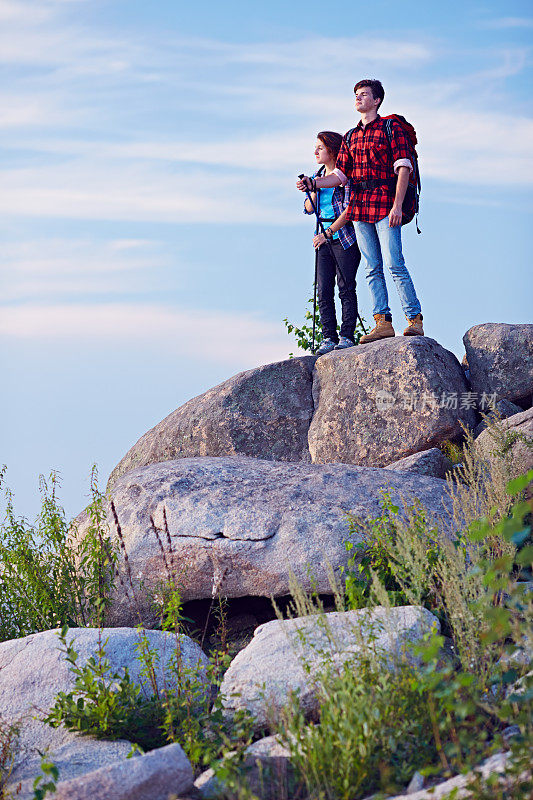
{"left": 403, "top": 314, "right": 424, "bottom": 336}
{"left": 359, "top": 314, "right": 395, "bottom": 344}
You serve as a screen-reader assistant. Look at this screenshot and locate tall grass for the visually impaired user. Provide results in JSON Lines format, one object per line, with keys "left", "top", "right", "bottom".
{"left": 0, "top": 715, "right": 19, "bottom": 800}
{"left": 271, "top": 415, "right": 533, "bottom": 800}
{"left": 0, "top": 466, "right": 117, "bottom": 642}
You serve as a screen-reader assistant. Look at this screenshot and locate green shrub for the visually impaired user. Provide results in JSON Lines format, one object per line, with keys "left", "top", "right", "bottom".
{"left": 0, "top": 467, "right": 117, "bottom": 641}
{"left": 43, "top": 626, "right": 164, "bottom": 750}
{"left": 280, "top": 653, "right": 437, "bottom": 800}
{"left": 31, "top": 753, "right": 59, "bottom": 800}
{"left": 0, "top": 714, "right": 20, "bottom": 800}
{"left": 343, "top": 489, "right": 442, "bottom": 612}
{"left": 283, "top": 292, "right": 366, "bottom": 355}
{"left": 277, "top": 471, "right": 532, "bottom": 800}
{"left": 43, "top": 609, "right": 254, "bottom": 774}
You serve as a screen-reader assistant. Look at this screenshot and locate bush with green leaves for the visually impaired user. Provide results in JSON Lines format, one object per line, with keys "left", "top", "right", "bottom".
{"left": 279, "top": 653, "right": 438, "bottom": 800}
{"left": 31, "top": 753, "right": 58, "bottom": 800}
{"left": 0, "top": 714, "right": 20, "bottom": 800}
{"left": 43, "top": 612, "right": 254, "bottom": 774}
{"left": 277, "top": 471, "right": 532, "bottom": 800}
{"left": 283, "top": 292, "right": 366, "bottom": 355}
{"left": 0, "top": 467, "right": 117, "bottom": 641}
{"left": 342, "top": 489, "right": 442, "bottom": 612}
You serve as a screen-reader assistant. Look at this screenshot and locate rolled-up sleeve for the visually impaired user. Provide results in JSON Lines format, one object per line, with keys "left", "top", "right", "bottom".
{"left": 389, "top": 122, "right": 412, "bottom": 172}
{"left": 393, "top": 158, "right": 412, "bottom": 174}
{"left": 333, "top": 168, "right": 348, "bottom": 185}
{"left": 335, "top": 136, "right": 353, "bottom": 182}
{"left": 342, "top": 180, "right": 351, "bottom": 211}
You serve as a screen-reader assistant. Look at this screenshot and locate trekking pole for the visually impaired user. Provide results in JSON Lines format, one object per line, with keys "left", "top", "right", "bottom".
{"left": 312, "top": 224, "right": 319, "bottom": 354}
{"left": 298, "top": 174, "right": 367, "bottom": 335}
{"left": 299, "top": 175, "right": 323, "bottom": 353}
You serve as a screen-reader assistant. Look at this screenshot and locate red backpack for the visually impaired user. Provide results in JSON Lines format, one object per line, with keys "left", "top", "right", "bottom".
{"left": 346, "top": 114, "right": 421, "bottom": 232}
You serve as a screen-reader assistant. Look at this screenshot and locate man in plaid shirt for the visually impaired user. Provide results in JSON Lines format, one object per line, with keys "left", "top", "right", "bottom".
{"left": 297, "top": 79, "right": 424, "bottom": 342}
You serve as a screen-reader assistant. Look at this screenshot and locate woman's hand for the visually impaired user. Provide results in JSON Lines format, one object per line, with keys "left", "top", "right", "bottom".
{"left": 297, "top": 176, "right": 313, "bottom": 192}
{"left": 313, "top": 233, "right": 326, "bottom": 249}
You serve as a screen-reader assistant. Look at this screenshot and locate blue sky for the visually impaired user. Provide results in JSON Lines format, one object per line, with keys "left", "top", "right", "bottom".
{"left": 1, "top": 0, "right": 532, "bottom": 521}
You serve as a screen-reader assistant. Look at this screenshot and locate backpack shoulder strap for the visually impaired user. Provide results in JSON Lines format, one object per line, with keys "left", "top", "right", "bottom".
{"left": 344, "top": 127, "right": 358, "bottom": 149}
{"left": 384, "top": 118, "right": 421, "bottom": 188}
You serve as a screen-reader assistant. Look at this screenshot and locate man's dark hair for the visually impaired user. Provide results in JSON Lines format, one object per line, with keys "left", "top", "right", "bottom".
{"left": 316, "top": 130, "right": 343, "bottom": 160}
{"left": 353, "top": 79, "right": 385, "bottom": 109}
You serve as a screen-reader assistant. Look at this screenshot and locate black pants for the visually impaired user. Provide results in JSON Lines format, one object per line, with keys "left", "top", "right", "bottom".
{"left": 317, "top": 238, "right": 360, "bottom": 342}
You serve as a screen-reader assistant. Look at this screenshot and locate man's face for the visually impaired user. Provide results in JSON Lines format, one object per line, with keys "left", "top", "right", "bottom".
{"left": 355, "top": 86, "right": 380, "bottom": 114}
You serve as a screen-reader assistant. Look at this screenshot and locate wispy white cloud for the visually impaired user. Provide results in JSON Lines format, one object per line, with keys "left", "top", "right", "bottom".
{"left": 0, "top": 0, "right": 51, "bottom": 22}
{"left": 0, "top": 238, "right": 172, "bottom": 301}
{"left": 0, "top": 1, "right": 531, "bottom": 231}
{"left": 0, "top": 162, "right": 296, "bottom": 223}
{"left": 0, "top": 303, "right": 292, "bottom": 366}
{"left": 480, "top": 17, "right": 533, "bottom": 29}
{"left": 0, "top": 0, "right": 135, "bottom": 71}
{"left": 1, "top": 100, "right": 531, "bottom": 228}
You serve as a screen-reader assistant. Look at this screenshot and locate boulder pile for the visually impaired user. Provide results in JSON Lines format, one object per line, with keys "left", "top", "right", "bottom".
{"left": 2, "top": 321, "right": 532, "bottom": 799}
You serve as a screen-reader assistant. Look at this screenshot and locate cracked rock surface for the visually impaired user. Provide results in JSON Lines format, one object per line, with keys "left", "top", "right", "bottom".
{"left": 74, "top": 456, "right": 453, "bottom": 627}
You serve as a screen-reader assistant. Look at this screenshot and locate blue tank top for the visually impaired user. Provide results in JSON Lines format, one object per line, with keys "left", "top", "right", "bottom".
{"left": 318, "top": 188, "right": 339, "bottom": 240}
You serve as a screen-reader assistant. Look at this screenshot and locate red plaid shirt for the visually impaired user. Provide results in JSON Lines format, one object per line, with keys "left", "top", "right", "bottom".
{"left": 335, "top": 115, "right": 412, "bottom": 223}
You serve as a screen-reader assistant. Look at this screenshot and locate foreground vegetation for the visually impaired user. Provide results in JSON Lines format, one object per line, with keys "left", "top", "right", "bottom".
{"left": 0, "top": 415, "right": 531, "bottom": 799}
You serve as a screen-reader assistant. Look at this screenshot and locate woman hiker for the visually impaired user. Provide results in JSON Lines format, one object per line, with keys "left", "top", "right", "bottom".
{"left": 303, "top": 131, "right": 361, "bottom": 356}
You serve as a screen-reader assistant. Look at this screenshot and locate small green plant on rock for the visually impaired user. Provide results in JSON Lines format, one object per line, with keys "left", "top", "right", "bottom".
{"left": 283, "top": 292, "right": 366, "bottom": 355}
{"left": 343, "top": 489, "right": 441, "bottom": 611}
{"left": 0, "top": 714, "right": 20, "bottom": 800}
{"left": 31, "top": 752, "right": 59, "bottom": 800}
{"left": 0, "top": 467, "right": 117, "bottom": 641}
{"left": 43, "top": 626, "right": 163, "bottom": 750}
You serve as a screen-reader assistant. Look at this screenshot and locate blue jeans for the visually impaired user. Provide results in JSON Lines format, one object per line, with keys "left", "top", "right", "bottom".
{"left": 354, "top": 216, "right": 422, "bottom": 319}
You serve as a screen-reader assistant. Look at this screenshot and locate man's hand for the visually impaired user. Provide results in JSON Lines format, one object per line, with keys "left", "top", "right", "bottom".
{"left": 389, "top": 203, "right": 403, "bottom": 227}
{"left": 296, "top": 175, "right": 313, "bottom": 192}
{"left": 313, "top": 233, "right": 326, "bottom": 249}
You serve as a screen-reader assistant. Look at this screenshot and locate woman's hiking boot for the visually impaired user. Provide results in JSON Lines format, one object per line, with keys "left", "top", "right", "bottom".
{"left": 403, "top": 314, "right": 424, "bottom": 336}
{"left": 334, "top": 336, "right": 356, "bottom": 350}
{"left": 359, "top": 314, "right": 395, "bottom": 344}
{"left": 316, "top": 338, "right": 337, "bottom": 355}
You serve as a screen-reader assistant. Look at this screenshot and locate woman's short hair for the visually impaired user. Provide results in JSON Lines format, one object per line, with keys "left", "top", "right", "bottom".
{"left": 316, "top": 131, "right": 344, "bottom": 160}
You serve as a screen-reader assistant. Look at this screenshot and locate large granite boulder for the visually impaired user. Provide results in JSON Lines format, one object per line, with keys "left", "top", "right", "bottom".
{"left": 473, "top": 398, "right": 523, "bottom": 437}
{"left": 463, "top": 323, "right": 533, "bottom": 407}
{"left": 475, "top": 407, "right": 533, "bottom": 480}
{"left": 384, "top": 448, "right": 453, "bottom": 480}
{"left": 108, "top": 356, "right": 317, "bottom": 489}
{"left": 308, "top": 337, "right": 476, "bottom": 467}
{"left": 195, "top": 735, "right": 296, "bottom": 800}
{"left": 0, "top": 627, "right": 208, "bottom": 791}
{"left": 386, "top": 751, "right": 515, "bottom": 800}
{"left": 220, "top": 606, "right": 439, "bottom": 731}
{"left": 74, "top": 457, "right": 452, "bottom": 627}
{"left": 12, "top": 742, "right": 194, "bottom": 800}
